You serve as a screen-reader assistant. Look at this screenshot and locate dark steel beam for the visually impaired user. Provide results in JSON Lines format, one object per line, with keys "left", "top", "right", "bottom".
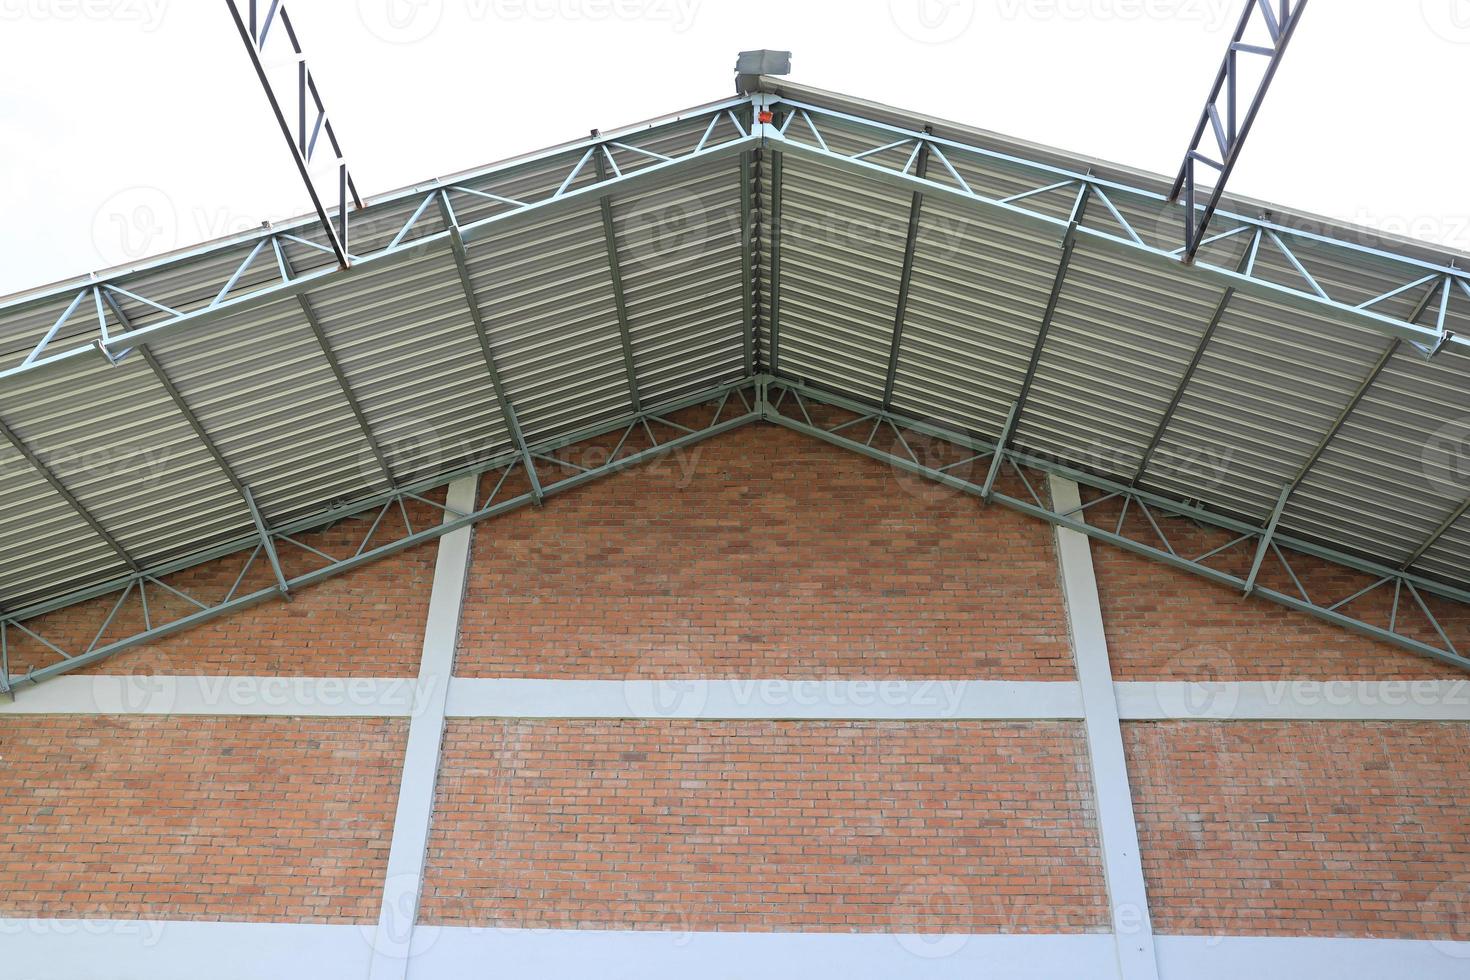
{"left": 275, "top": 245, "right": 397, "bottom": 485}
{"left": 1008, "top": 182, "right": 1092, "bottom": 430}
{"left": 768, "top": 147, "right": 785, "bottom": 376}
{"left": 739, "top": 149, "right": 757, "bottom": 376}
{"left": 880, "top": 134, "right": 932, "bottom": 410}
{"left": 435, "top": 192, "right": 544, "bottom": 503}
{"left": 1131, "top": 229, "right": 1261, "bottom": 485}
{"left": 0, "top": 415, "right": 137, "bottom": 572}
{"left": 592, "top": 144, "right": 642, "bottom": 414}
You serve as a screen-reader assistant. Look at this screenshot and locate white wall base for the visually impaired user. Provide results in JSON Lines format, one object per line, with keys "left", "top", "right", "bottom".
{"left": 6, "top": 921, "right": 1467, "bottom": 980}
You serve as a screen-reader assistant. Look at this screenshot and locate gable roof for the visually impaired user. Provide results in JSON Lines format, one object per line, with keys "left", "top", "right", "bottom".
{"left": 2, "top": 78, "right": 1468, "bottom": 689}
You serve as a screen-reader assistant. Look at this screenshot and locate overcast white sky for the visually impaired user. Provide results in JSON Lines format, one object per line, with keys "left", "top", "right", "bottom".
{"left": 1, "top": 0, "right": 1467, "bottom": 296}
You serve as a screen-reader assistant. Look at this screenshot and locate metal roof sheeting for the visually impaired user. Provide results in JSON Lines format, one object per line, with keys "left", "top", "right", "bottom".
{"left": 0, "top": 80, "right": 1467, "bottom": 632}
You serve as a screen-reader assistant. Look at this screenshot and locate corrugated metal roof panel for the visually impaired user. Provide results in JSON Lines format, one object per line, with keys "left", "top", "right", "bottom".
{"left": 145, "top": 297, "right": 379, "bottom": 524}
{"left": 774, "top": 153, "right": 910, "bottom": 403}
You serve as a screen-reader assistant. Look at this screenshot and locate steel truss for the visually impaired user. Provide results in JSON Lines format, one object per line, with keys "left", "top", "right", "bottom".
{"left": 1, "top": 382, "right": 761, "bottom": 694}
{"left": 759, "top": 376, "right": 1470, "bottom": 673}
{"left": 1169, "top": 0, "right": 1308, "bottom": 261}
{"left": 764, "top": 98, "right": 1468, "bottom": 357}
{"left": 225, "top": 0, "right": 364, "bottom": 268}
{"left": 0, "top": 99, "right": 756, "bottom": 387}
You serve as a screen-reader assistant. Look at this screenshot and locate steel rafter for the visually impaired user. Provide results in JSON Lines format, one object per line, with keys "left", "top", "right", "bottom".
{"left": 0, "top": 413, "right": 138, "bottom": 572}
{"left": 0, "top": 102, "right": 756, "bottom": 389}
{"left": 880, "top": 133, "right": 931, "bottom": 410}
{"left": 767, "top": 147, "right": 785, "bottom": 376}
{"left": 435, "top": 191, "right": 544, "bottom": 504}
{"left": 1168, "top": 0, "right": 1309, "bottom": 261}
{"left": 739, "top": 149, "right": 757, "bottom": 376}
{"left": 2, "top": 382, "right": 760, "bottom": 691}
{"left": 760, "top": 375, "right": 1470, "bottom": 673}
{"left": 764, "top": 97, "right": 1468, "bottom": 357}
{"left": 1010, "top": 181, "right": 1092, "bottom": 427}
{"left": 97, "top": 288, "right": 262, "bottom": 523}
{"left": 591, "top": 141, "right": 642, "bottom": 415}
{"left": 1130, "top": 230, "right": 1259, "bottom": 486}
{"left": 275, "top": 246, "right": 396, "bottom": 486}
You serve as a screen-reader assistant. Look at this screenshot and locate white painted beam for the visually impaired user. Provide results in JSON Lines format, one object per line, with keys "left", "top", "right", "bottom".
{"left": 365, "top": 476, "right": 478, "bottom": 980}
{"left": 5, "top": 676, "right": 1467, "bottom": 723}
{"left": 1116, "top": 679, "right": 1470, "bottom": 721}
{"left": 1049, "top": 475, "right": 1160, "bottom": 980}
{"left": 0, "top": 675, "right": 419, "bottom": 716}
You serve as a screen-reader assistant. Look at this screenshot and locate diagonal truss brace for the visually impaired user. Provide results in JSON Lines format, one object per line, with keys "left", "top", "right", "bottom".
{"left": 2, "top": 382, "right": 760, "bottom": 691}
{"left": 760, "top": 376, "right": 1470, "bottom": 674}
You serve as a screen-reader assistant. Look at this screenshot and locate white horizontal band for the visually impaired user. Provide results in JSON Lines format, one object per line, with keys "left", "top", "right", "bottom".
{"left": 4, "top": 677, "right": 1469, "bottom": 723}
{"left": 5, "top": 920, "right": 1467, "bottom": 980}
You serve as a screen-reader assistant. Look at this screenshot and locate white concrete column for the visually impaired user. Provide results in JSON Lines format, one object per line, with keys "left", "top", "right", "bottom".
{"left": 1049, "top": 474, "right": 1160, "bottom": 980}
{"left": 366, "top": 475, "right": 478, "bottom": 980}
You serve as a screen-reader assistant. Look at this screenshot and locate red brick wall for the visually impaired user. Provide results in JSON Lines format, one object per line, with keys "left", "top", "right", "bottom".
{"left": 458, "top": 423, "right": 1073, "bottom": 680}
{"left": 1127, "top": 720, "right": 1470, "bottom": 938}
{"left": 0, "top": 715, "right": 406, "bottom": 922}
{"left": 1083, "top": 492, "right": 1467, "bottom": 680}
{"left": 7, "top": 496, "right": 443, "bottom": 678}
{"left": 420, "top": 719, "right": 1107, "bottom": 932}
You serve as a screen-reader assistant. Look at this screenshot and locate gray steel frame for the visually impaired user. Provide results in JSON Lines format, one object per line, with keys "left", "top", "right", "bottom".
{"left": 3, "top": 89, "right": 1470, "bottom": 694}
